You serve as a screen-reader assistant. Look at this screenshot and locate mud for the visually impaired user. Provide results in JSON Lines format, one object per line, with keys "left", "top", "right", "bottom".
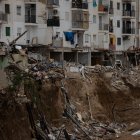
{"left": 0, "top": 72, "right": 140, "bottom": 140}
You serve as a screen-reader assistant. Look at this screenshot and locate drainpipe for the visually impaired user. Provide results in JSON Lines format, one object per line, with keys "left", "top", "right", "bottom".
{"left": 136, "top": 0, "right": 139, "bottom": 47}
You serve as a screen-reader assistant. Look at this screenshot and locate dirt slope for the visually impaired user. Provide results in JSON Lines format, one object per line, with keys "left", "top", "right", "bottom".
{"left": 0, "top": 72, "right": 140, "bottom": 139}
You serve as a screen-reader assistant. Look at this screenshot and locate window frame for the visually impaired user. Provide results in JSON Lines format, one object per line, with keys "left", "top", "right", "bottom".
{"left": 5, "top": 4, "right": 10, "bottom": 14}
{"left": 117, "top": 20, "right": 120, "bottom": 28}
{"left": 117, "top": 37, "right": 121, "bottom": 45}
{"left": 117, "top": 2, "right": 120, "bottom": 10}
{"left": 17, "top": 5, "right": 21, "bottom": 15}
{"left": 6, "top": 27, "right": 10, "bottom": 36}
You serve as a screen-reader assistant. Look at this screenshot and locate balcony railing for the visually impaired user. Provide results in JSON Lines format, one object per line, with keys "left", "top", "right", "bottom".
{"left": 47, "top": 18, "right": 60, "bottom": 27}
{"left": 122, "top": 28, "right": 135, "bottom": 34}
{"left": 47, "top": 0, "right": 59, "bottom": 6}
{"left": 122, "top": 10, "right": 135, "bottom": 17}
{"left": 72, "top": 2, "right": 88, "bottom": 9}
{"left": 0, "top": 12, "right": 7, "bottom": 22}
{"left": 72, "top": 21, "right": 89, "bottom": 29}
{"left": 99, "top": 24, "right": 108, "bottom": 31}
{"left": 98, "top": 5, "right": 109, "bottom": 12}
{"left": 25, "top": 15, "right": 36, "bottom": 23}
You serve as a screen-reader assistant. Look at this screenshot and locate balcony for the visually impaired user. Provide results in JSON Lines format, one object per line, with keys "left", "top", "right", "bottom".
{"left": 47, "top": 0, "right": 59, "bottom": 7}
{"left": 47, "top": 18, "right": 60, "bottom": 27}
{"left": 122, "top": 28, "right": 135, "bottom": 35}
{"left": 0, "top": 12, "right": 7, "bottom": 23}
{"left": 122, "top": 10, "right": 135, "bottom": 18}
{"left": 72, "top": 1, "right": 88, "bottom": 9}
{"left": 99, "top": 24, "right": 108, "bottom": 31}
{"left": 25, "top": 15, "right": 36, "bottom": 25}
{"left": 98, "top": 4, "right": 109, "bottom": 14}
{"left": 72, "top": 21, "right": 89, "bottom": 30}
{"left": 72, "top": 10, "right": 89, "bottom": 30}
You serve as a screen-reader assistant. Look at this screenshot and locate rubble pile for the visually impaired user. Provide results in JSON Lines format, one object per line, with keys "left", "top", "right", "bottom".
{"left": 0, "top": 47, "right": 140, "bottom": 140}
{"left": 84, "top": 65, "right": 114, "bottom": 73}
{"left": 110, "top": 66, "right": 140, "bottom": 91}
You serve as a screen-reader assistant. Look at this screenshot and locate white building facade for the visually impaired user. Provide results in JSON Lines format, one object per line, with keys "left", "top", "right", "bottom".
{"left": 46, "top": 0, "right": 137, "bottom": 65}
{"left": 0, "top": 0, "right": 138, "bottom": 65}
{"left": 0, "top": 0, "right": 52, "bottom": 45}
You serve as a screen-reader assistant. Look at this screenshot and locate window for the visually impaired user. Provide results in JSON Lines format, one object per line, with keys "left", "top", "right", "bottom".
{"left": 17, "top": 28, "right": 22, "bottom": 36}
{"left": 5, "top": 4, "right": 10, "bottom": 14}
{"left": 6, "top": 27, "right": 10, "bottom": 36}
{"left": 85, "top": 34, "right": 89, "bottom": 43}
{"left": 17, "top": 6, "right": 21, "bottom": 15}
{"left": 110, "top": 1, "right": 113, "bottom": 8}
{"left": 117, "top": 20, "right": 120, "bottom": 27}
{"left": 117, "top": 38, "right": 121, "bottom": 45}
{"left": 93, "top": 35, "right": 96, "bottom": 42}
{"left": 117, "top": 2, "right": 120, "bottom": 10}
{"left": 93, "top": 15, "right": 96, "bottom": 23}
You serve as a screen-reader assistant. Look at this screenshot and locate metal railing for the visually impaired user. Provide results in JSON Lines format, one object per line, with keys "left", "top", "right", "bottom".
{"left": 47, "top": 18, "right": 60, "bottom": 26}
{"left": 99, "top": 24, "right": 109, "bottom": 31}
{"left": 122, "top": 10, "right": 135, "bottom": 17}
{"left": 122, "top": 28, "right": 135, "bottom": 34}
{"left": 47, "top": 0, "right": 59, "bottom": 6}
{"left": 72, "top": 21, "right": 89, "bottom": 29}
{"left": 25, "top": 15, "right": 36, "bottom": 23}
{"left": 98, "top": 5, "right": 109, "bottom": 12}
{"left": 72, "top": 2, "right": 88, "bottom": 9}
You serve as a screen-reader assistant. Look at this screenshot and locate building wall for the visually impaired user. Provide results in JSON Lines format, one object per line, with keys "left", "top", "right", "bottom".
{"left": 0, "top": 0, "right": 52, "bottom": 45}
{"left": 0, "top": 0, "right": 138, "bottom": 50}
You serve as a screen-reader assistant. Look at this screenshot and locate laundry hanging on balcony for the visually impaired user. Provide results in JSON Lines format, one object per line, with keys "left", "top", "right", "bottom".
{"left": 64, "top": 32, "right": 75, "bottom": 45}
{"left": 93, "top": 0, "right": 97, "bottom": 7}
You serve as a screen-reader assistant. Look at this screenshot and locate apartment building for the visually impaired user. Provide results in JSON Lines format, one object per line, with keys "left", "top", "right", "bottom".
{"left": 46, "top": 0, "right": 138, "bottom": 66}
{"left": 0, "top": 0, "right": 52, "bottom": 45}
{"left": 46, "top": 0, "right": 91, "bottom": 65}
{"left": 0, "top": 0, "right": 138, "bottom": 66}
{"left": 91, "top": 0, "right": 137, "bottom": 64}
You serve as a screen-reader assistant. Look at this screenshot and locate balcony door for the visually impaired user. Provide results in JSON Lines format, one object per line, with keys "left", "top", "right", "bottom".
{"left": 25, "top": 4, "right": 36, "bottom": 23}
{"left": 99, "top": 16, "right": 102, "bottom": 30}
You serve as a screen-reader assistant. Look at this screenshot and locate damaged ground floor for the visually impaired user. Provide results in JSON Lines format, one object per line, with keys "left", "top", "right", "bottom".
{"left": 43, "top": 47, "right": 140, "bottom": 67}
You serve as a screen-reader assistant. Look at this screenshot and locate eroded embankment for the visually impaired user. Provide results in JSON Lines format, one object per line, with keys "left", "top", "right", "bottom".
{"left": 0, "top": 73, "right": 140, "bottom": 140}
